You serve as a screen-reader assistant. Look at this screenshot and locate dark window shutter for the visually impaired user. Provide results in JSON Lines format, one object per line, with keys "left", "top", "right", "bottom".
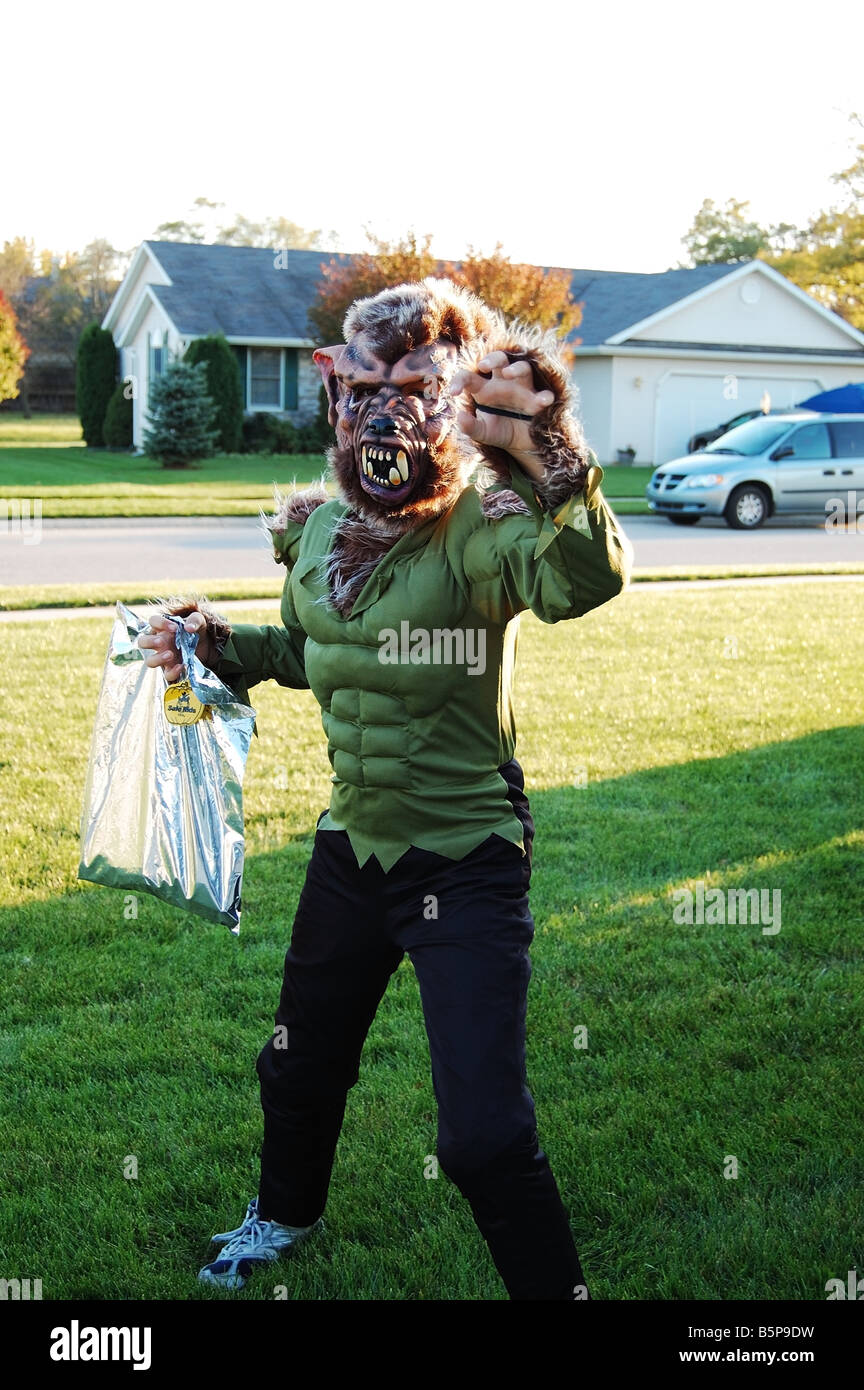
{"left": 233, "top": 347, "right": 248, "bottom": 408}
{"left": 283, "top": 348, "right": 299, "bottom": 410}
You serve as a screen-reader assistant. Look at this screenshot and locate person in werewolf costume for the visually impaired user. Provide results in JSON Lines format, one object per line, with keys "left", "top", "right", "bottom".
{"left": 141, "top": 277, "right": 633, "bottom": 1300}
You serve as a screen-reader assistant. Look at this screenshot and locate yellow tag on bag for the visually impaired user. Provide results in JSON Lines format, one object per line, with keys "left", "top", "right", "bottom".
{"left": 163, "top": 679, "right": 210, "bottom": 725}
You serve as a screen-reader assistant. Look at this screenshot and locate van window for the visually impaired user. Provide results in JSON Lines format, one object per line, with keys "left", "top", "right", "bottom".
{"left": 829, "top": 420, "right": 864, "bottom": 458}
{"left": 781, "top": 423, "right": 831, "bottom": 459}
{"left": 705, "top": 416, "right": 790, "bottom": 456}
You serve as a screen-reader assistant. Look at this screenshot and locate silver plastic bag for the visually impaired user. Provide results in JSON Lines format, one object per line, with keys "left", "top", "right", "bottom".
{"left": 78, "top": 601, "right": 256, "bottom": 933}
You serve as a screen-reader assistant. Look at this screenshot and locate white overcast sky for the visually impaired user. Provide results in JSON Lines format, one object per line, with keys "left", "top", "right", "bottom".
{"left": 5, "top": 0, "right": 862, "bottom": 272}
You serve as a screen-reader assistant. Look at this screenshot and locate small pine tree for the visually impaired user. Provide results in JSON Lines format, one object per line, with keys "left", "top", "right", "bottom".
{"left": 76, "top": 323, "right": 117, "bottom": 446}
{"left": 103, "top": 381, "right": 133, "bottom": 448}
{"left": 183, "top": 335, "right": 244, "bottom": 452}
{"left": 143, "top": 360, "right": 218, "bottom": 467}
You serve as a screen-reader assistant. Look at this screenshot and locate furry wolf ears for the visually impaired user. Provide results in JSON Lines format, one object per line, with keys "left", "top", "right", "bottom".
{"left": 313, "top": 346, "right": 346, "bottom": 427}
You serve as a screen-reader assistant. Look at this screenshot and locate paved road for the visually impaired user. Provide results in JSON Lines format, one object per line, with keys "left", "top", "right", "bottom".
{"left": 1, "top": 511, "right": 863, "bottom": 587}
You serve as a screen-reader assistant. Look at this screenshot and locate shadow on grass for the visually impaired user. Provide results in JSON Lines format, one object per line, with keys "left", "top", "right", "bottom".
{"left": 1, "top": 726, "right": 861, "bottom": 1300}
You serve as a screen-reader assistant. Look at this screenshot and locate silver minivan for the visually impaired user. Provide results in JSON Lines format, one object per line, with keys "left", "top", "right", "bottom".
{"left": 646, "top": 411, "right": 864, "bottom": 528}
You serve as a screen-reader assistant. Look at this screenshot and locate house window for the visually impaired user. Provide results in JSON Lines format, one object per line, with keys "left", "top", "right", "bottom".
{"left": 249, "top": 348, "right": 283, "bottom": 408}
{"left": 241, "top": 347, "right": 299, "bottom": 411}
{"left": 148, "top": 330, "right": 165, "bottom": 384}
{"left": 147, "top": 330, "right": 169, "bottom": 409}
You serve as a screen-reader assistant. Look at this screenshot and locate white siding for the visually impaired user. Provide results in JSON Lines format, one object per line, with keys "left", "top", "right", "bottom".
{"left": 122, "top": 301, "right": 180, "bottom": 449}
{"left": 570, "top": 357, "right": 613, "bottom": 460}
{"left": 630, "top": 270, "right": 856, "bottom": 351}
{"left": 110, "top": 250, "right": 171, "bottom": 347}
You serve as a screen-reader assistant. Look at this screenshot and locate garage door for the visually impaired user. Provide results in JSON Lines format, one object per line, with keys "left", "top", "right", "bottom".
{"left": 654, "top": 373, "right": 821, "bottom": 464}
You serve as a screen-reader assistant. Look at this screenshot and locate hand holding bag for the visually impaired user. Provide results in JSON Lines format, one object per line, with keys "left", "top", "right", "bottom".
{"left": 78, "top": 601, "right": 257, "bottom": 933}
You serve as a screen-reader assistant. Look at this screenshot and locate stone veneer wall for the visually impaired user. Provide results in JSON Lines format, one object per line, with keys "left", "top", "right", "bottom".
{"left": 292, "top": 349, "right": 320, "bottom": 424}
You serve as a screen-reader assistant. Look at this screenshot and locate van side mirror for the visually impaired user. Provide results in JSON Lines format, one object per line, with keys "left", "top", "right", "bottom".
{"left": 772, "top": 446, "right": 794, "bottom": 461}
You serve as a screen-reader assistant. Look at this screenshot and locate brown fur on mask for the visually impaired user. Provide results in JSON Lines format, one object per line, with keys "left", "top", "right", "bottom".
{"left": 314, "top": 278, "right": 500, "bottom": 535}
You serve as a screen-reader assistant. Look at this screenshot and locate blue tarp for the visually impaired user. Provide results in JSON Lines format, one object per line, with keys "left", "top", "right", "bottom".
{"left": 797, "top": 383, "right": 864, "bottom": 412}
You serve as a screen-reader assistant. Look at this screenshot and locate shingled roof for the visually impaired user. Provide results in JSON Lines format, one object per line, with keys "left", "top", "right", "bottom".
{"left": 140, "top": 241, "right": 740, "bottom": 347}
{"left": 144, "top": 241, "right": 353, "bottom": 341}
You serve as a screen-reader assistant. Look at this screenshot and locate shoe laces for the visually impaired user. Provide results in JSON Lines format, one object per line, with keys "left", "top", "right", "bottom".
{"left": 218, "top": 1216, "right": 273, "bottom": 1260}
{"left": 211, "top": 1197, "right": 261, "bottom": 1247}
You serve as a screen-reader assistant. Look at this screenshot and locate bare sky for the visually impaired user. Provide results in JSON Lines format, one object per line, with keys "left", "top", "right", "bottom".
{"left": 5, "top": 0, "right": 862, "bottom": 272}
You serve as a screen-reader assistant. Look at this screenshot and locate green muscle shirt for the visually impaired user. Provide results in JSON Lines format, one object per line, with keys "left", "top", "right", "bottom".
{"left": 214, "top": 458, "right": 633, "bottom": 871}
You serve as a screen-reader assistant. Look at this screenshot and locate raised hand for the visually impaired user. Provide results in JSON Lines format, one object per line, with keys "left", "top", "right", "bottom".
{"left": 449, "top": 351, "right": 555, "bottom": 481}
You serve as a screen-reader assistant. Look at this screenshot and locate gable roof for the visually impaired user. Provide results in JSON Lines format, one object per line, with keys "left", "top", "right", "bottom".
{"left": 569, "top": 263, "right": 737, "bottom": 346}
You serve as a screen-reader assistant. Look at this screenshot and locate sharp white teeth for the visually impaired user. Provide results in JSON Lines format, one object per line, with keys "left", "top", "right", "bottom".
{"left": 361, "top": 445, "right": 367, "bottom": 466}
{"left": 389, "top": 467, "right": 401, "bottom": 486}
{"left": 385, "top": 450, "right": 392, "bottom": 462}
{"left": 396, "top": 450, "right": 408, "bottom": 481}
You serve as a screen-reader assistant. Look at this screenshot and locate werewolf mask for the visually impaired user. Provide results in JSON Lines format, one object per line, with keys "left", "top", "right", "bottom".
{"left": 314, "top": 279, "right": 498, "bottom": 532}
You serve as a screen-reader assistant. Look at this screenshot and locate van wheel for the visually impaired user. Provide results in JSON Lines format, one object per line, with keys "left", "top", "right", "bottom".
{"left": 667, "top": 514, "right": 701, "bottom": 525}
{"left": 725, "top": 485, "right": 769, "bottom": 530}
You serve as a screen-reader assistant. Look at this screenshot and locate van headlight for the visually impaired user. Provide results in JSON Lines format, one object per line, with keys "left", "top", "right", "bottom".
{"left": 683, "top": 473, "right": 725, "bottom": 488}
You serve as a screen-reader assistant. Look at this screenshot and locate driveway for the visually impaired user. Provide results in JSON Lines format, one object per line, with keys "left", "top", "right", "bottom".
{"left": 1, "top": 511, "right": 862, "bottom": 588}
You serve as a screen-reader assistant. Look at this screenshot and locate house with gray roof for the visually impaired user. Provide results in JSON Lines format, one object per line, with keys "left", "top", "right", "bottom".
{"left": 104, "top": 242, "right": 864, "bottom": 462}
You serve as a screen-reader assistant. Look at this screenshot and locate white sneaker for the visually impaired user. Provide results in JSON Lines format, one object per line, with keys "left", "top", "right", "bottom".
{"left": 198, "top": 1196, "right": 322, "bottom": 1290}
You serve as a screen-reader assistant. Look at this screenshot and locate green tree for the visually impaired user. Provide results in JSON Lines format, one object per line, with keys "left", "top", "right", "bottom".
{"left": 76, "top": 323, "right": 116, "bottom": 446}
{"left": 151, "top": 196, "right": 223, "bottom": 243}
{"left": 143, "top": 360, "right": 218, "bottom": 467}
{"left": 103, "top": 381, "right": 133, "bottom": 448}
{"left": 0, "top": 290, "right": 29, "bottom": 402}
{"left": 681, "top": 198, "right": 769, "bottom": 265}
{"left": 75, "top": 239, "right": 127, "bottom": 320}
{"left": 761, "top": 124, "right": 864, "bottom": 328}
{"left": 183, "top": 335, "right": 244, "bottom": 451}
{"left": 0, "top": 237, "right": 37, "bottom": 298}
{"left": 151, "top": 198, "right": 333, "bottom": 249}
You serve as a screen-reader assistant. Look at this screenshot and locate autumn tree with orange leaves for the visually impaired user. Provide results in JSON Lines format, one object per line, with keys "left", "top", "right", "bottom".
{"left": 309, "top": 233, "right": 582, "bottom": 360}
{"left": 0, "top": 290, "right": 29, "bottom": 403}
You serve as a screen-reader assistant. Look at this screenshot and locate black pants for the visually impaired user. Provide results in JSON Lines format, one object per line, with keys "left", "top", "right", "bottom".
{"left": 256, "top": 761, "right": 589, "bottom": 1300}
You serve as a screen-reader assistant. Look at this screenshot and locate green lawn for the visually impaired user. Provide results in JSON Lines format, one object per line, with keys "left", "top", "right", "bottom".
{"left": 0, "top": 412, "right": 86, "bottom": 445}
{"left": 0, "top": 444, "right": 330, "bottom": 516}
{"left": 0, "top": 414, "right": 651, "bottom": 516}
{"left": 1, "top": 584, "right": 861, "bottom": 1300}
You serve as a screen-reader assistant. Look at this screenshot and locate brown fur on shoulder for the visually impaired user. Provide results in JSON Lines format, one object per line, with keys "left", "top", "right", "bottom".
{"left": 317, "top": 513, "right": 395, "bottom": 617}
{"left": 479, "top": 488, "right": 533, "bottom": 520}
{"left": 259, "top": 482, "right": 329, "bottom": 562}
